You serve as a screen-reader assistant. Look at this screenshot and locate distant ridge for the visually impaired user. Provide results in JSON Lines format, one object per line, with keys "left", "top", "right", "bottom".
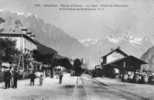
{"left": 141, "top": 46, "right": 154, "bottom": 72}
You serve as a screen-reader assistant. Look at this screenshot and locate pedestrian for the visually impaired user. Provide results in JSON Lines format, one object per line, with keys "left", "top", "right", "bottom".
{"left": 12, "top": 69, "right": 19, "bottom": 88}
{"left": 39, "top": 74, "right": 43, "bottom": 86}
{"left": 10, "top": 69, "right": 14, "bottom": 88}
{"left": 59, "top": 70, "right": 63, "bottom": 84}
{"left": 4, "top": 69, "right": 8, "bottom": 89}
{"left": 4, "top": 69, "right": 11, "bottom": 89}
{"left": 29, "top": 71, "right": 36, "bottom": 86}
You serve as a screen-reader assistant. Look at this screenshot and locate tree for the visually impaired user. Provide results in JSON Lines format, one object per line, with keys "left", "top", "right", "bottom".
{"left": 73, "top": 58, "right": 84, "bottom": 86}
{"left": 0, "top": 38, "right": 19, "bottom": 63}
{"left": 0, "top": 17, "right": 5, "bottom": 24}
{"left": 53, "top": 57, "right": 72, "bottom": 69}
{"left": 33, "top": 49, "right": 54, "bottom": 64}
{"left": 73, "top": 58, "right": 83, "bottom": 76}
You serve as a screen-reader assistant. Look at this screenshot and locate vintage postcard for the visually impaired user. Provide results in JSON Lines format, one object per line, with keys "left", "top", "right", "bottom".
{"left": 0, "top": 0, "right": 153, "bottom": 100}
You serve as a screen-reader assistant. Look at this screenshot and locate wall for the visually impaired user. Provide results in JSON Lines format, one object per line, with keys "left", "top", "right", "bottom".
{"left": 107, "top": 52, "right": 125, "bottom": 63}
{"left": 0, "top": 36, "right": 37, "bottom": 53}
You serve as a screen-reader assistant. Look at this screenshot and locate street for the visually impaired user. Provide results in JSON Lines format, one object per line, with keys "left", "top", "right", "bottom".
{"left": 0, "top": 73, "right": 152, "bottom": 100}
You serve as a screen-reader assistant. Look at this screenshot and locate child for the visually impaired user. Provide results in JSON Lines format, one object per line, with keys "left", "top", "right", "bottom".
{"left": 39, "top": 74, "right": 43, "bottom": 86}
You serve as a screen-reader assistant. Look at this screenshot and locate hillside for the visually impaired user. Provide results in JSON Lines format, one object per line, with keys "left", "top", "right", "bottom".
{"left": 80, "top": 35, "right": 153, "bottom": 67}
{"left": 36, "top": 42, "right": 57, "bottom": 55}
{"left": 141, "top": 46, "right": 154, "bottom": 72}
{"left": 0, "top": 11, "right": 85, "bottom": 58}
{"left": 0, "top": 11, "right": 153, "bottom": 67}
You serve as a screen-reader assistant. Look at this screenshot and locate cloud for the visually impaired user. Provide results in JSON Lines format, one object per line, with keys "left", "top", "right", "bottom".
{"left": 106, "top": 36, "right": 121, "bottom": 44}
{"left": 106, "top": 34, "right": 144, "bottom": 45}
{"left": 80, "top": 38, "right": 98, "bottom": 46}
{"left": 129, "top": 37, "right": 143, "bottom": 45}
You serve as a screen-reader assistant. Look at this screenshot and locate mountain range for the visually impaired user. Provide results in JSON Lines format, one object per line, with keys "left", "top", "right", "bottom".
{"left": 0, "top": 11, "right": 154, "bottom": 68}
{"left": 141, "top": 46, "right": 154, "bottom": 72}
{"left": 0, "top": 11, "right": 85, "bottom": 58}
{"left": 81, "top": 35, "right": 153, "bottom": 66}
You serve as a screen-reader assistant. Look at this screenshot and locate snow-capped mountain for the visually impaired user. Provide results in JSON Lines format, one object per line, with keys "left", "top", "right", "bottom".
{"left": 0, "top": 10, "right": 153, "bottom": 67}
{"left": 79, "top": 38, "right": 99, "bottom": 47}
{"left": 80, "top": 34, "right": 153, "bottom": 66}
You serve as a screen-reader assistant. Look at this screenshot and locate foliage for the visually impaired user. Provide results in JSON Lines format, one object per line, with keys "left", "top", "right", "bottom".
{"left": 73, "top": 58, "right": 83, "bottom": 76}
{"left": 0, "top": 17, "right": 5, "bottom": 24}
{"left": 0, "top": 38, "right": 19, "bottom": 63}
{"left": 53, "top": 58, "right": 72, "bottom": 69}
{"left": 33, "top": 49, "right": 54, "bottom": 64}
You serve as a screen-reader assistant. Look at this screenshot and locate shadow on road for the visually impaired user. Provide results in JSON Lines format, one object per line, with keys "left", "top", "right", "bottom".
{"left": 63, "top": 85, "right": 75, "bottom": 88}
{"left": 62, "top": 85, "right": 84, "bottom": 89}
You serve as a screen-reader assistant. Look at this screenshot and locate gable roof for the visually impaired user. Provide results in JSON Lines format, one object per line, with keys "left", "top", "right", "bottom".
{"left": 103, "top": 55, "right": 147, "bottom": 71}
{"left": 102, "top": 47, "right": 128, "bottom": 59}
{"left": 0, "top": 33, "right": 37, "bottom": 45}
{"left": 0, "top": 33, "right": 57, "bottom": 55}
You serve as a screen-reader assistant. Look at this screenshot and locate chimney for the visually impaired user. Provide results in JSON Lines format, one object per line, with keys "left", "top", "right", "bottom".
{"left": 21, "top": 27, "right": 28, "bottom": 34}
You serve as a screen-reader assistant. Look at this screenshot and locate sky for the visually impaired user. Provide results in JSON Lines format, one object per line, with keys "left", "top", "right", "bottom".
{"left": 0, "top": 0, "right": 154, "bottom": 41}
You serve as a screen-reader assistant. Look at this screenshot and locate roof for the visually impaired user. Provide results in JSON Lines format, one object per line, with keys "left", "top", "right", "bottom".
{"left": 36, "top": 42, "right": 57, "bottom": 55}
{"left": 0, "top": 33, "right": 38, "bottom": 45}
{"left": 103, "top": 56, "right": 147, "bottom": 70}
{"left": 102, "top": 47, "right": 128, "bottom": 58}
{"left": 0, "top": 33, "right": 58, "bottom": 55}
{"left": 53, "top": 54, "right": 66, "bottom": 59}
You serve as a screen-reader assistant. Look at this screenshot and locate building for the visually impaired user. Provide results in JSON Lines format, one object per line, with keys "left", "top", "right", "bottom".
{"left": 101, "top": 47, "right": 147, "bottom": 78}
{"left": 0, "top": 33, "right": 37, "bottom": 54}
{"left": 0, "top": 32, "right": 38, "bottom": 72}
{"left": 102, "top": 47, "right": 128, "bottom": 65}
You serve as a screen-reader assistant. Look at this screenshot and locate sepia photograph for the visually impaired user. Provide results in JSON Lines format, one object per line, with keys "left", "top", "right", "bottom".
{"left": 0, "top": 0, "right": 153, "bottom": 100}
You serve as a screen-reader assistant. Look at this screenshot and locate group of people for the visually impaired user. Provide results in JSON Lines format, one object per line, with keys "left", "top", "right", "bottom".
{"left": 3, "top": 67, "right": 64, "bottom": 89}
{"left": 54, "top": 66, "right": 64, "bottom": 84}
{"left": 4, "top": 69, "right": 18, "bottom": 89}
{"left": 3, "top": 69, "right": 44, "bottom": 89}
{"left": 29, "top": 71, "right": 44, "bottom": 86}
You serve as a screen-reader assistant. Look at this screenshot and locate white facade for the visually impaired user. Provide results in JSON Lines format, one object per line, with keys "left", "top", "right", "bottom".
{"left": 14, "top": 37, "right": 37, "bottom": 53}
{"left": 0, "top": 34, "right": 37, "bottom": 53}
{"left": 107, "top": 52, "right": 125, "bottom": 63}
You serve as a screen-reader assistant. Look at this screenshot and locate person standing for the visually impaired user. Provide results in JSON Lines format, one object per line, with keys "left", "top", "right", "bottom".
{"left": 29, "top": 71, "right": 36, "bottom": 86}
{"left": 10, "top": 69, "right": 14, "bottom": 88}
{"left": 4, "top": 69, "right": 11, "bottom": 89}
{"left": 4, "top": 70, "right": 8, "bottom": 89}
{"left": 39, "top": 74, "right": 43, "bottom": 86}
{"left": 12, "top": 69, "right": 18, "bottom": 88}
{"left": 59, "top": 69, "right": 63, "bottom": 84}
